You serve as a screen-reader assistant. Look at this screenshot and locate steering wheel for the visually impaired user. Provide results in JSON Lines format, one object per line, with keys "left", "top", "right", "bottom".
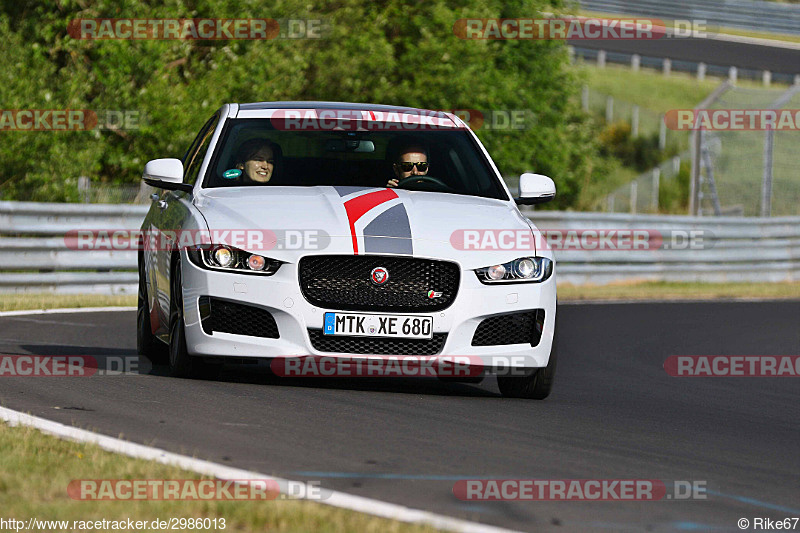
{"left": 396, "top": 175, "right": 450, "bottom": 190}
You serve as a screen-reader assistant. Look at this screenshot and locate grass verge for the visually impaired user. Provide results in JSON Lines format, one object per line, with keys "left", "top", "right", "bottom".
{"left": 0, "top": 294, "right": 136, "bottom": 312}
{"left": 558, "top": 281, "right": 800, "bottom": 301}
{"left": 0, "top": 421, "right": 440, "bottom": 533}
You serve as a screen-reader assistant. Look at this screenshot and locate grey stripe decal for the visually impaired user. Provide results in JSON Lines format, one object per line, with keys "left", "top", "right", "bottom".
{"left": 333, "top": 186, "right": 375, "bottom": 197}
{"left": 363, "top": 204, "right": 413, "bottom": 255}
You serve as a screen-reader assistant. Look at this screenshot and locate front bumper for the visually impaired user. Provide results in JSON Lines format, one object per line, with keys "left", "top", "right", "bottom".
{"left": 181, "top": 250, "right": 557, "bottom": 370}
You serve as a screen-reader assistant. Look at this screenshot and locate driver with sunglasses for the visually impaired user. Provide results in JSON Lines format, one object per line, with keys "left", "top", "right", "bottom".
{"left": 386, "top": 144, "right": 429, "bottom": 188}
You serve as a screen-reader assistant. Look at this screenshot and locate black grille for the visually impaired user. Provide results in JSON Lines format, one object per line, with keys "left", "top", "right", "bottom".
{"left": 471, "top": 310, "right": 545, "bottom": 346}
{"left": 199, "top": 297, "right": 279, "bottom": 338}
{"left": 308, "top": 329, "right": 447, "bottom": 355}
{"left": 299, "top": 255, "right": 460, "bottom": 312}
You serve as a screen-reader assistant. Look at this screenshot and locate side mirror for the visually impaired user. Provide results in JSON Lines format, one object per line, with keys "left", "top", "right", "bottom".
{"left": 142, "top": 158, "right": 193, "bottom": 193}
{"left": 516, "top": 173, "right": 556, "bottom": 205}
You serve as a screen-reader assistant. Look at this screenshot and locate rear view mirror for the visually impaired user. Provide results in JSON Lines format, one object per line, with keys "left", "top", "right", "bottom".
{"left": 516, "top": 173, "right": 556, "bottom": 205}
{"left": 325, "top": 139, "right": 375, "bottom": 153}
{"left": 142, "top": 158, "right": 193, "bottom": 192}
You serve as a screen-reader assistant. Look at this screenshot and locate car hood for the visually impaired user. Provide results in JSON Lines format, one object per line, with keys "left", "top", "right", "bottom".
{"left": 193, "top": 186, "right": 535, "bottom": 268}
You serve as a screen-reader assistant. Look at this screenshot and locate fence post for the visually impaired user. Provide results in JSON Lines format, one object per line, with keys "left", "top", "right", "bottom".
{"left": 761, "top": 127, "right": 774, "bottom": 217}
{"left": 697, "top": 62, "right": 706, "bottom": 81}
{"left": 631, "top": 54, "right": 640, "bottom": 71}
{"left": 673, "top": 155, "right": 681, "bottom": 174}
{"left": 581, "top": 85, "right": 589, "bottom": 112}
{"left": 795, "top": 74, "right": 800, "bottom": 86}
{"left": 605, "top": 96, "right": 614, "bottom": 123}
{"left": 630, "top": 181, "right": 638, "bottom": 214}
{"left": 651, "top": 168, "right": 660, "bottom": 212}
{"left": 597, "top": 49, "right": 606, "bottom": 68}
{"left": 607, "top": 194, "right": 615, "bottom": 212}
{"left": 663, "top": 58, "right": 671, "bottom": 76}
{"left": 762, "top": 70, "right": 771, "bottom": 87}
{"left": 659, "top": 116, "right": 667, "bottom": 150}
{"left": 728, "top": 66, "right": 737, "bottom": 84}
{"left": 78, "top": 176, "right": 90, "bottom": 203}
{"left": 631, "top": 105, "right": 639, "bottom": 137}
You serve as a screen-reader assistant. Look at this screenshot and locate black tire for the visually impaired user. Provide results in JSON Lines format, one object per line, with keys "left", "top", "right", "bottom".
{"left": 137, "top": 255, "right": 167, "bottom": 363}
{"left": 497, "top": 337, "right": 558, "bottom": 400}
{"left": 168, "top": 256, "right": 220, "bottom": 379}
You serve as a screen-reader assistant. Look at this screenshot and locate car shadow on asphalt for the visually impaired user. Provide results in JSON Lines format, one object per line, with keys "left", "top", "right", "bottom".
{"left": 11, "top": 346, "right": 502, "bottom": 397}
{"left": 143, "top": 355, "right": 500, "bottom": 398}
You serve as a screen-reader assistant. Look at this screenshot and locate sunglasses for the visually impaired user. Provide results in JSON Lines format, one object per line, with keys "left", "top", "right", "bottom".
{"left": 397, "top": 161, "right": 429, "bottom": 172}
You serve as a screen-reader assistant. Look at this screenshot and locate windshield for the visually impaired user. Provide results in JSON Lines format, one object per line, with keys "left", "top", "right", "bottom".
{"left": 202, "top": 117, "right": 509, "bottom": 200}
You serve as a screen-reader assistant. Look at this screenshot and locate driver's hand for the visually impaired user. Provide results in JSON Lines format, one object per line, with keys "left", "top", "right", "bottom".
{"left": 386, "top": 179, "right": 399, "bottom": 188}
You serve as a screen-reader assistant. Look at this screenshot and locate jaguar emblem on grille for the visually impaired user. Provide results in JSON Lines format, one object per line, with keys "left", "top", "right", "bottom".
{"left": 370, "top": 267, "right": 389, "bottom": 285}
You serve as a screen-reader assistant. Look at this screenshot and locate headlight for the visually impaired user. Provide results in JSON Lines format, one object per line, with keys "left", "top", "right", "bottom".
{"left": 187, "top": 244, "right": 283, "bottom": 276}
{"left": 475, "top": 257, "right": 552, "bottom": 284}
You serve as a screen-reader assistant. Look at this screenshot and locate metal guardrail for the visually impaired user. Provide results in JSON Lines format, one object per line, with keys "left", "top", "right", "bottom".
{"left": 0, "top": 202, "right": 798, "bottom": 292}
{"left": 579, "top": 0, "right": 800, "bottom": 36}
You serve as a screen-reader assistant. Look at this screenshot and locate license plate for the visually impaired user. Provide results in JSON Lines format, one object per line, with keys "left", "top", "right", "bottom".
{"left": 323, "top": 312, "right": 433, "bottom": 339}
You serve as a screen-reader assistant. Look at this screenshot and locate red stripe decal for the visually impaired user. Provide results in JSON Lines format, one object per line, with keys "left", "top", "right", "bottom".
{"left": 343, "top": 189, "right": 398, "bottom": 254}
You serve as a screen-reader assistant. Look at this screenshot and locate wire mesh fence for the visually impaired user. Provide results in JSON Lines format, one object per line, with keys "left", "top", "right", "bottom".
{"left": 604, "top": 154, "right": 687, "bottom": 214}
{"left": 697, "top": 85, "right": 800, "bottom": 217}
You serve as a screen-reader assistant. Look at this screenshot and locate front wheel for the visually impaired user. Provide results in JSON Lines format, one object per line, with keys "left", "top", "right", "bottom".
{"left": 137, "top": 256, "right": 167, "bottom": 363}
{"left": 168, "top": 257, "right": 220, "bottom": 379}
{"left": 497, "top": 337, "right": 558, "bottom": 400}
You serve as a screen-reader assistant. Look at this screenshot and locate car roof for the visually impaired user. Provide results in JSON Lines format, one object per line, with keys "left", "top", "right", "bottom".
{"left": 235, "top": 101, "right": 452, "bottom": 118}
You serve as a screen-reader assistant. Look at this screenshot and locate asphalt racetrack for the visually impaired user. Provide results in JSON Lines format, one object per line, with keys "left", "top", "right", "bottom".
{"left": 570, "top": 36, "right": 800, "bottom": 75}
{"left": 1, "top": 301, "right": 798, "bottom": 532}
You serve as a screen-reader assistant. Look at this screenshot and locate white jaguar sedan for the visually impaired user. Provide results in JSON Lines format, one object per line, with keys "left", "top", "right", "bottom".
{"left": 137, "top": 102, "right": 558, "bottom": 399}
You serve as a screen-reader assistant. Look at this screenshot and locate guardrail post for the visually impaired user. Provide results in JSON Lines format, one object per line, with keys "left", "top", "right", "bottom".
{"left": 631, "top": 105, "right": 639, "bottom": 137}
{"left": 567, "top": 45, "right": 575, "bottom": 64}
{"left": 631, "top": 54, "right": 640, "bottom": 71}
{"left": 607, "top": 194, "right": 615, "bottom": 212}
{"left": 630, "top": 181, "right": 638, "bottom": 214}
{"left": 697, "top": 62, "right": 706, "bottom": 81}
{"left": 728, "top": 66, "right": 737, "bottom": 84}
{"left": 605, "top": 96, "right": 614, "bottom": 123}
{"left": 597, "top": 49, "right": 606, "bottom": 68}
{"left": 673, "top": 155, "right": 681, "bottom": 174}
{"left": 762, "top": 70, "right": 771, "bottom": 87}
{"left": 663, "top": 58, "right": 671, "bottom": 76}
{"left": 794, "top": 74, "right": 800, "bottom": 86}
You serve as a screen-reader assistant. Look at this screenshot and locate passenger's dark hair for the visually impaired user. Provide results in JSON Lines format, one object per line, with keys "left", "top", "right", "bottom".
{"left": 234, "top": 139, "right": 282, "bottom": 168}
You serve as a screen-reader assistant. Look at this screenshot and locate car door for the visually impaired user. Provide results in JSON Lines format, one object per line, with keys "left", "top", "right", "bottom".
{"left": 150, "top": 113, "right": 220, "bottom": 339}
